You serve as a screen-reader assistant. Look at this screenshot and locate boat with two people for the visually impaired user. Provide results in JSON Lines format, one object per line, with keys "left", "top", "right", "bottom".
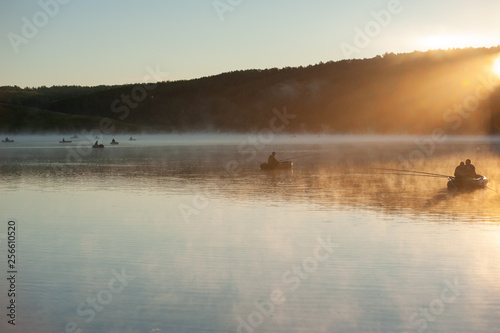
{"left": 447, "top": 159, "right": 488, "bottom": 191}
{"left": 374, "top": 159, "right": 489, "bottom": 192}
{"left": 1, "top": 137, "right": 14, "bottom": 143}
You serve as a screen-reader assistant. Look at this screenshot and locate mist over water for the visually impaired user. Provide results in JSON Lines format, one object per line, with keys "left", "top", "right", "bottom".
{"left": 1, "top": 134, "right": 500, "bottom": 332}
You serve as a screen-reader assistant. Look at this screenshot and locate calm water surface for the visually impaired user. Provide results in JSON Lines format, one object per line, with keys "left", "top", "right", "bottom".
{"left": 1, "top": 134, "right": 500, "bottom": 333}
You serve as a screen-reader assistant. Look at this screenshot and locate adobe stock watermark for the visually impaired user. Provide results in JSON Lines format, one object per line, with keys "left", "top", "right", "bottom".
{"left": 339, "top": 0, "right": 403, "bottom": 58}
{"left": 213, "top": 0, "right": 243, "bottom": 21}
{"left": 59, "top": 267, "right": 135, "bottom": 333}
{"left": 50, "top": 64, "right": 168, "bottom": 175}
{"left": 225, "top": 106, "right": 297, "bottom": 175}
{"left": 7, "top": 0, "right": 72, "bottom": 54}
{"left": 110, "top": 65, "right": 169, "bottom": 121}
{"left": 398, "top": 73, "right": 500, "bottom": 169}
{"left": 400, "top": 277, "right": 466, "bottom": 333}
{"left": 178, "top": 105, "right": 296, "bottom": 224}
{"left": 236, "top": 236, "right": 339, "bottom": 333}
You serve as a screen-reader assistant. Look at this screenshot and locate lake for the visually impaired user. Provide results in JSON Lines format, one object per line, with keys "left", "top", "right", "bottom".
{"left": 1, "top": 134, "right": 500, "bottom": 333}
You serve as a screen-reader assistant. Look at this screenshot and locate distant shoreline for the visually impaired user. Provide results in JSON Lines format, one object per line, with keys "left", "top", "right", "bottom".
{"left": 2, "top": 47, "right": 500, "bottom": 135}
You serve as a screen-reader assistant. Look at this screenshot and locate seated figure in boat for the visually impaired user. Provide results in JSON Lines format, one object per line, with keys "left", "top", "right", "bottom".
{"left": 268, "top": 152, "right": 279, "bottom": 166}
{"left": 454, "top": 161, "right": 466, "bottom": 179}
{"left": 464, "top": 159, "right": 477, "bottom": 178}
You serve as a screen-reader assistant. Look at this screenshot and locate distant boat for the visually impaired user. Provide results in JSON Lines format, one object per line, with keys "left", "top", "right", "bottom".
{"left": 92, "top": 141, "right": 104, "bottom": 148}
{"left": 129, "top": 137, "right": 136, "bottom": 141}
{"left": 447, "top": 175, "right": 488, "bottom": 191}
{"left": 59, "top": 139, "right": 72, "bottom": 143}
{"left": 1, "top": 138, "right": 14, "bottom": 143}
{"left": 70, "top": 135, "right": 79, "bottom": 139}
{"left": 260, "top": 161, "right": 293, "bottom": 170}
{"left": 110, "top": 139, "right": 119, "bottom": 145}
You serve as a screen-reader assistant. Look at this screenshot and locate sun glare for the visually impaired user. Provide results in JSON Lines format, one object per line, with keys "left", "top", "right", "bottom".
{"left": 420, "top": 34, "right": 497, "bottom": 51}
{"left": 493, "top": 57, "right": 500, "bottom": 77}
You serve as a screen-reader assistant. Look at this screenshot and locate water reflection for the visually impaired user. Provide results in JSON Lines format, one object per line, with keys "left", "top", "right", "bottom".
{"left": 2, "top": 136, "right": 500, "bottom": 222}
{"left": 1, "top": 135, "right": 500, "bottom": 332}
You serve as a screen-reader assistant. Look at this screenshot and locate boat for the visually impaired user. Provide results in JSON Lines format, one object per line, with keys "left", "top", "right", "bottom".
{"left": 129, "top": 137, "right": 136, "bottom": 141}
{"left": 260, "top": 161, "right": 293, "bottom": 170}
{"left": 59, "top": 140, "right": 72, "bottom": 143}
{"left": 92, "top": 143, "right": 104, "bottom": 148}
{"left": 110, "top": 140, "right": 119, "bottom": 145}
{"left": 447, "top": 175, "right": 488, "bottom": 191}
{"left": 1, "top": 139, "right": 14, "bottom": 143}
{"left": 70, "top": 135, "right": 79, "bottom": 139}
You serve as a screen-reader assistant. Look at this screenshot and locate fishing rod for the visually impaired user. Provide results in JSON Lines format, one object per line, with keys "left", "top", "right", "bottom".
{"left": 373, "top": 172, "right": 448, "bottom": 179}
{"left": 372, "top": 168, "right": 452, "bottom": 178}
{"left": 280, "top": 153, "right": 319, "bottom": 160}
{"left": 486, "top": 186, "right": 499, "bottom": 193}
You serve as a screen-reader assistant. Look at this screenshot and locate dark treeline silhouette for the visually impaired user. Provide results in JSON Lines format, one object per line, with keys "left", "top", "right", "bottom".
{"left": 2, "top": 47, "right": 500, "bottom": 133}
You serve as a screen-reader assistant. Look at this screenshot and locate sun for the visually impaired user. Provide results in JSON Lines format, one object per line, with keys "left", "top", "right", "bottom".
{"left": 493, "top": 56, "right": 500, "bottom": 77}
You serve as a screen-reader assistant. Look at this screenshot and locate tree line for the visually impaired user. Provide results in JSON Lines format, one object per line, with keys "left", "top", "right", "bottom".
{"left": 1, "top": 46, "right": 500, "bottom": 134}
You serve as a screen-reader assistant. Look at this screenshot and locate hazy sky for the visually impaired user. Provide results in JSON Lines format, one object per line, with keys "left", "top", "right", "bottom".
{"left": 1, "top": 0, "right": 499, "bottom": 87}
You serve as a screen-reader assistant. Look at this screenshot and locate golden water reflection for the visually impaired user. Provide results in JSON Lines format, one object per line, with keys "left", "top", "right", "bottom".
{"left": 2, "top": 136, "right": 500, "bottom": 332}
{"left": 2, "top": 137, "right": 500, "bottom": 224}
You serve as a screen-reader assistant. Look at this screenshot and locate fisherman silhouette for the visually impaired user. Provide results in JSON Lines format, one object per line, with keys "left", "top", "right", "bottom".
{"left": 464, "top": 159, "right": 477, "bottom": 178}
{"left": 268, "top": 152, "right": 279, "bottom": 166}
{"left": 454, "top": 161, "right": 466, "bottom": 179}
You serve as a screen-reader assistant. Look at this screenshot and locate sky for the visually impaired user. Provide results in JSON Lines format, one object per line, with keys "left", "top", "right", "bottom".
{"left": 1, "top": 0, "right": 499, "bottom": 87}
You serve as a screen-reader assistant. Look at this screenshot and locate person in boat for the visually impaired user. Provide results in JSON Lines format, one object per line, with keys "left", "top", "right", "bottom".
{"left": 268, "top": 152, "right": 279, "bottom": 166}
{"left": 464, "top": 159, "right": 477, "bottom": 178}
{"left": 111, "top": 138, "right": 116, "bottom": 143}
{"left": 94, "top": 141, "right": 99, "bottom": 147}
{"left": 454, "top": 161, "right": 467, "bottom": 179}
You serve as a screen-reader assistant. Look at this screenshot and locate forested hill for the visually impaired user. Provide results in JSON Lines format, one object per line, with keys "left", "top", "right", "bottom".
{"left": 2, "top": 46, "right": 500, "bottom": 134}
